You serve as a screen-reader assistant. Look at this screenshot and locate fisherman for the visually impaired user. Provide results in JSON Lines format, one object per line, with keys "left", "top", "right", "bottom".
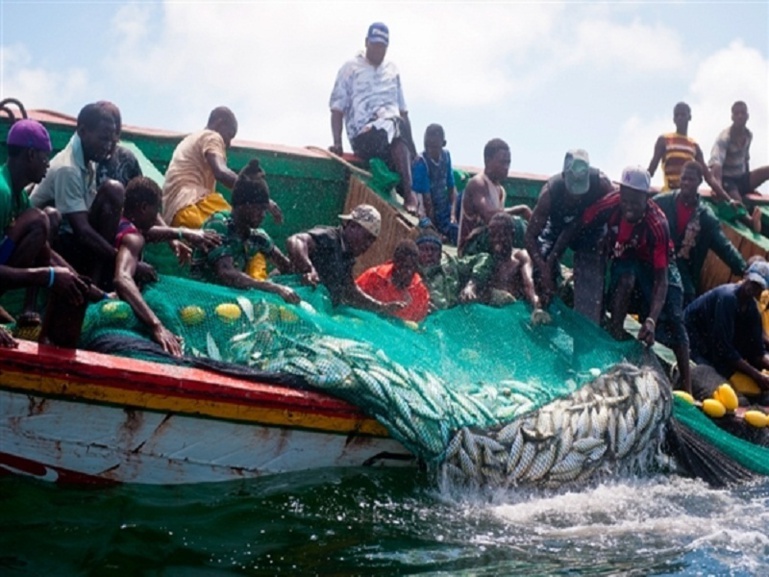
{"left": 412, "top": 124, "right": 459, "bottom": 245}
{"left": 457, "top": 138, "right": 531, "bottom": 256}
{"left": 161, "top": 106, "right": 282, "bottom": 232}
{"left": 648, "top": 102, "right": 733, "bottom": 200}
{"left": 460, "top": 213, "right": 546, "bottom": 319}
{"left": 286, "top": 203, "right": 405, "bottom": 314}
{"left": 575, "top": 166, "right": 691, "bottom": 393}
{"left": 709, "top": 101, "right": 769, "bottom": 212}
{"left": 684, "top": 260, "right": 769, "bottom": 405}
{"left": 190, "top": 159, "right": 299, "bottom": 304}
{"left": 524, "top": 149, "right": 614, "bottom": 322}
{"left": 0, "top": 119, "right": 89, "bottom": 342}
{"left": 356, "top": 239, "right": 430, "bottom": 322}
{"left": 113, "top": 177, "right": 220, "bottom": 355}
{"left": 30, "top": 102, "right": 152, "bottom": 289}
{"left": 95, "top": 101, "right": 142, "bottom": 187}
{"left": 417, "top": 231, "right": 464, "bottom": 311}
{"left": 652, "top": 161, "right": 746, "bottom": 306}
{"left": 329, "top": 22, "right": 419, "bottom": 215}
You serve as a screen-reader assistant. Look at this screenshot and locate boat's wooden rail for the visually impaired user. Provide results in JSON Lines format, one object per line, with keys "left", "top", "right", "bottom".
{"left": 0, "top": 340, "right": 388, "bottom": 436}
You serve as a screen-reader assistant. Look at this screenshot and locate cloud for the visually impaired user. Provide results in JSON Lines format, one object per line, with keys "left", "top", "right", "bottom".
{"left": 565, "top": 17, "right": 688, "bottom": 76}
{"left": 0, "top": 44, "right": 88, "bottom": 112}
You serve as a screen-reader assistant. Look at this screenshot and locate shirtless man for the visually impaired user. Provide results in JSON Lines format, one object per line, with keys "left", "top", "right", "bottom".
{"left": 457, "top": 138, "right": 531, "bottom": 256}
{"left": 460, "top": 213, "right": 545, "bottom": 319}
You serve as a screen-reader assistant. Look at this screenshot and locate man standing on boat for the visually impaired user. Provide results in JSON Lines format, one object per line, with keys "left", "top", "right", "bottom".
{"left": 457, "top": 138, "right": 531, "bottom": 256}
{"left": 709, "top": 101, "right": 769, "bottom": 210}
{"left": 565, "top": 166, "right": 691, "bottom": 393}
{"left": 30, "top": 102, "right": 148, "bottom": 290}
{"left": 0, "top": 119, "right": 89, "bottom": 343}
{"left": 329, "top": 22, "right": 419, "bottom": 215}
{"left": 524, "top": 149, "right": 614, "bottom": 322}
{"left": 287, "top": 203, "right": 405, "bottom": 314}
{"left": 653, "top": 161, "right": 746, "bottom": 306}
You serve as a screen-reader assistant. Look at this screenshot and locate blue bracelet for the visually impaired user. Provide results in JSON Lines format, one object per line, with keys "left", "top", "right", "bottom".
{"left": 47, "top": 267, "right": 55, "bottom": 288}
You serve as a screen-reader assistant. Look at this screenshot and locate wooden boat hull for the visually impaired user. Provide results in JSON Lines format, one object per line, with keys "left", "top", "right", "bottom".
{"left": 0, "top": 342, "right": 414, "bottom": 485}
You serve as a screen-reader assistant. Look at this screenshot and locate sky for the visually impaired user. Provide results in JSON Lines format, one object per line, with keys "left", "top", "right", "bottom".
{"left": 1, "top": 1, "right": 768, "bottom": 191}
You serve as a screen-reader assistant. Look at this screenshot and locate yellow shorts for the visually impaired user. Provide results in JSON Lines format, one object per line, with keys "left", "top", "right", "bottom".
{"left": 246, "top": 253, "right": 268, "bottom": 281}
{"left": 729, "top": 372, "right": 763, "bottom": 396}
{"left": 171, "top": 192, "right": 231, "bottom": 228}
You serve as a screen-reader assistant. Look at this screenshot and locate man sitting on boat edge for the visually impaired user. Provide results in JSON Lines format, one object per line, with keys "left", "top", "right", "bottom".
{"left": 190, "top": 159, "right": 299, "bottom": 305}
{"left": 709, "top": 101, "right": 769, "bottom": 217}
{"left": 329, "top": 22, "right": 419, "bottom": 215}
{"left": 287, "top": 203, "right": 405, "bottom": 315}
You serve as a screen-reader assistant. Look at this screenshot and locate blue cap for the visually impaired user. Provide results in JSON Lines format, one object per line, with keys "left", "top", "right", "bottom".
{"left": 367, "top": 22, "right": 389, "bottom": 45}
{"left": 746, "top": 261, "right": 769, "bottom": 289}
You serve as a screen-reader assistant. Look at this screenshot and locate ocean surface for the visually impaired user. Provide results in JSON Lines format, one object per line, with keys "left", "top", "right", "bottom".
{"left": 1, "top": 468, "right": 768, "bottom": 576}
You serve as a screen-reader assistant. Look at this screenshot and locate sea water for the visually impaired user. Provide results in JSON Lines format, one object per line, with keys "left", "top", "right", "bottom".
{"left": 1, "top": 470, "right": 768, "bottom": 576}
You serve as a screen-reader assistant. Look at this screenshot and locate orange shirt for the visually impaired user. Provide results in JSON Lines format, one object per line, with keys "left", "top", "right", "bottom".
{"left": 356, "top": 262, "right": 430, "bottom": 322}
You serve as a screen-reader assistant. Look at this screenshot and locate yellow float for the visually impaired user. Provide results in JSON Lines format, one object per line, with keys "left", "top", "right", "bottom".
{"left": 215, "top": 303, "right": 242, "bottom": 323}
{"left": 713, "top": 383, "right": 739, "bottom": 411}
{"left": 701, "top": 398, "right": 726, "bottom": 418}
{"left": 673, "top": 390, "right": 695, "bottom": 405}
{"left": 179, "top": 305, "right": 206, "bottom": 326}
{"left": 101, "top": 300, "right": 131, "bottom": 320}
{"left": 743, "top": 410, "right": 768, "bottom": 428}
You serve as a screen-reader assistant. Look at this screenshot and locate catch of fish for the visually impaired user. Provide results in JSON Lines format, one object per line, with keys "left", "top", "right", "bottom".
{"left": 441, "top": 363, "right": 672, "bottom": 488}
{"left": 172, "top": 295, "right": 673, "bottom": 488}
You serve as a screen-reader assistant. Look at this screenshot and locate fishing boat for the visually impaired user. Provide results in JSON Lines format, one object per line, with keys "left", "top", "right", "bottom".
{"left": 1, "top": 104, "right": 768, "bottom": 488}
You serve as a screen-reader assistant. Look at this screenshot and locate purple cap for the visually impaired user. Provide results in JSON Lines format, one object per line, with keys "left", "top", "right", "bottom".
{"left": 367, "top": 22, "right": 389, "bottom": 45}
{"left": 7, "top": 119, "right": 52, "bottom": 152}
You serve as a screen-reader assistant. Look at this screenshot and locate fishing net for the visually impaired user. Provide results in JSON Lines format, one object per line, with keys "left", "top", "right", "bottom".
{"left": 79, "top": 275, "right": 639, "bottom": 462}
{"left": 668, "top": 397, "right": 769, "bottom": 476}
{"left": 77, "top": 275, "right": 769, "bottom": 485}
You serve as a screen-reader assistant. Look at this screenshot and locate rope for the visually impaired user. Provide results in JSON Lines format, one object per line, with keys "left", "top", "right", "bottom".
{"left": 305, "top": 145, "right": 372, "bottom": 178}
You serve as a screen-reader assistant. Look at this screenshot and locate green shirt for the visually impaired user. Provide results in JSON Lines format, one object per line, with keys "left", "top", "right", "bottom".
{"left": 191, "top": 210, "right": 275, "bottom": 282}
{"left": 0, "top": 163, "right": 31, "bottom": 234}
{"left": 422, "top": 254, "right": 487, "bottom": 310}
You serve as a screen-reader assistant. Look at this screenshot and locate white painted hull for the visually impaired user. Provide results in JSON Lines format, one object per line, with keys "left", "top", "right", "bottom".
{"left": 0, "top": 389, "right": 414, "bottom": 485}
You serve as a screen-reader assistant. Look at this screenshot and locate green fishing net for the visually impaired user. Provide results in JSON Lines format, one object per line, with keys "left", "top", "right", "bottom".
{"left": 79, "top": 275, "right": 642, "bottom": 464}
{"left": 671, "top": 397, "right": 769, "bottom": 475}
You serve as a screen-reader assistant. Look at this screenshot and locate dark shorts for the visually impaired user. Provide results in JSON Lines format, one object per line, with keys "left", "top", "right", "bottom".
{"left": 0, "top": 236, "right": 15, "bottom": 265}
{"left": 352, "top": 127, "right": 391, "bottom": 161}
{"left": 723, "top": 173, "right": 751, "bottom": 197}
{"left": 351, "top": 116, "right": 414, "bottom": 162}
{"left": 609, "top": 259, "right": 688, "bottom": 348}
